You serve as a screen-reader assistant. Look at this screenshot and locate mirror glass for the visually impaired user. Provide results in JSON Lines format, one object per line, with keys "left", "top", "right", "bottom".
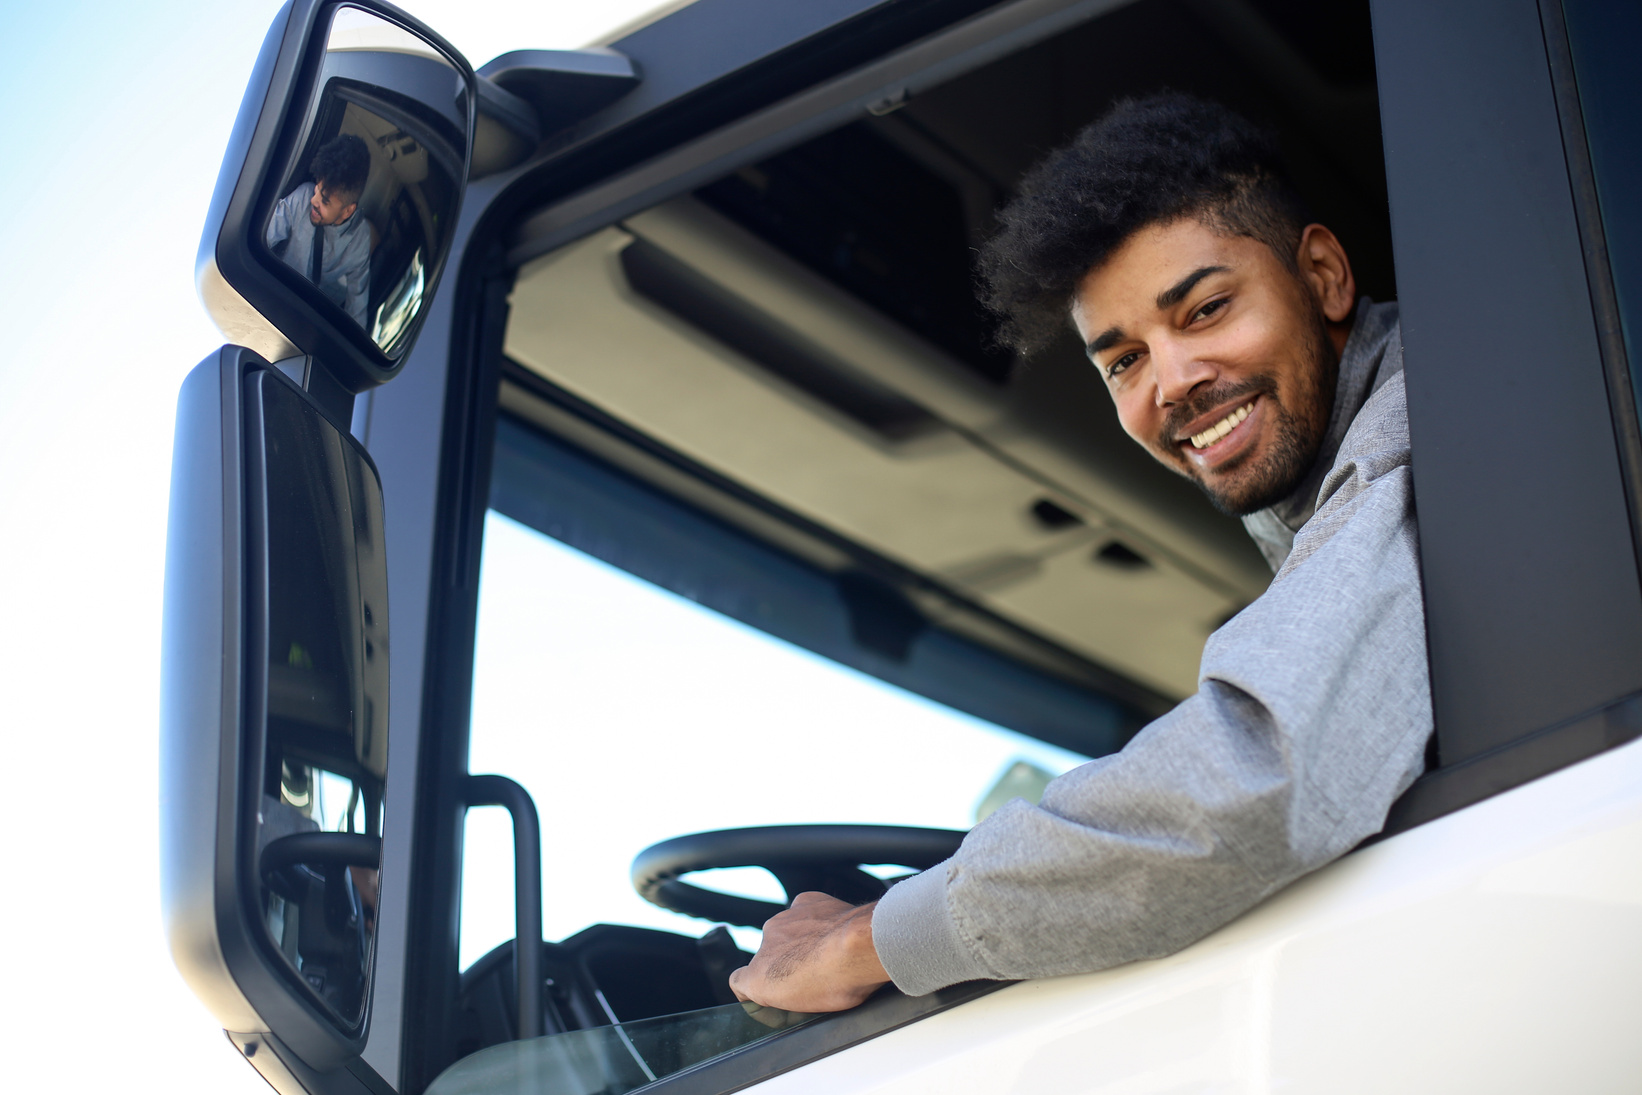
{"left": 262, "top": 6, "right": 468, "bottom": 357}
{"left": 247, "top": 369, "right": 389, "bottom": 1029}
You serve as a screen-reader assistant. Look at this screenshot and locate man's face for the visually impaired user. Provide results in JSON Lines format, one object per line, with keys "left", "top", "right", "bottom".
{"left": 308, "top": 180, "right": 358, "bottom": 227}
{"left": 1072, "top": 219, "right": 1341, "bottom": 516}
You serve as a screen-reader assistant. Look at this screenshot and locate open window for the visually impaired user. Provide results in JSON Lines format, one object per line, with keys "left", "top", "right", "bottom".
{"left": 414, "top": 1, "right": 1403, "bottom": 1092}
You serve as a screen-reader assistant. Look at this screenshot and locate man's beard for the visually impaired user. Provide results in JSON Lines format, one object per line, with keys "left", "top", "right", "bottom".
{"left": 1157, "top": 310, "right": 1338, "bottom": 517}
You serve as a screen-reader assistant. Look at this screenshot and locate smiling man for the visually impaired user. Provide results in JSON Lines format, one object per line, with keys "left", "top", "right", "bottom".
{"left": 730, "top": 94, "right": 1433, "bottom": 1010}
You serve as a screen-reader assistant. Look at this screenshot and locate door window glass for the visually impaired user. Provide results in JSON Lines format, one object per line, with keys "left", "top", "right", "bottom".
{"left": 1563, "top": 0, "right": 1642, "bottom": 427}
{"left": 460, "top": 510, "right": 1085, "bottom": 967}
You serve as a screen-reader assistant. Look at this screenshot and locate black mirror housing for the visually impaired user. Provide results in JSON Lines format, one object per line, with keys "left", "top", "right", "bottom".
{"left": 197, "top": 0, "right": 475, "bottom": 393}
{"left": 161, "top": 346, "right": 390, "bottom": 1070}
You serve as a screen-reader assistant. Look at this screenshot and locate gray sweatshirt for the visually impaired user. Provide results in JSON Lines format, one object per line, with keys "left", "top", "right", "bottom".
{"left": 873, "top": 300, "right": 1432, "bottom": 994}
{"left": 265, "top": 181, "right": 373, "bottom": 329}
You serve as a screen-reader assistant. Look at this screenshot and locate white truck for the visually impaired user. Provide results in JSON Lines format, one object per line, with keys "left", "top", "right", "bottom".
{"left": 161, "top": 0, "right": 1642, "bottom": 1091}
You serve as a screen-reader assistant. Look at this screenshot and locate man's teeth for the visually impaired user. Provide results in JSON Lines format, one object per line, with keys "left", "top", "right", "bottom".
{"left": 1190, "top": 402, "right": 1254, "bottom": 449}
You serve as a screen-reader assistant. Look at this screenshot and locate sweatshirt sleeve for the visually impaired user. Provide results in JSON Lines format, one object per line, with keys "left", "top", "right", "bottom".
{"left": 265, "top": 186, "right": 302, "bottom": 252}
{"left": 873, "top": 374, "right": 1433, "bottom": 996}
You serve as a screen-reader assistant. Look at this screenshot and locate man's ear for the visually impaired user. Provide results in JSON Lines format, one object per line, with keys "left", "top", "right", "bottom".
{"left": 341, "top": 201, "right": 359, "bottom": 222}
{"left": 1295, "top": 224, "right": 1356, "bottom": 323}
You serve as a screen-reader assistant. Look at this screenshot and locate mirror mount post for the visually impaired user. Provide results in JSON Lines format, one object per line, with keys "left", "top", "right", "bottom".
{"left": 270, "top": 353, "right": 358, "bottom": 427}
{"left": 463, "top": 775, "right": 543, "bottom": 1040}
{"left": 476, "top": 49, "right": 641, "bottom": 138}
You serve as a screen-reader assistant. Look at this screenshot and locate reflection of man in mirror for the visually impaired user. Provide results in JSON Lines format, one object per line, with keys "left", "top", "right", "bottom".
{"left": 265, "top": 134, "right": 372, "bottom": 328}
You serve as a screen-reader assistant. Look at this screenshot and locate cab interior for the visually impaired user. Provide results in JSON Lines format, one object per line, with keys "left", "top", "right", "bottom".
{"left": 502, "top": 0, "right": 1391, "bottom": 702}
{"left": 445, "top": 0, "right": 1394, "bottom": 1075}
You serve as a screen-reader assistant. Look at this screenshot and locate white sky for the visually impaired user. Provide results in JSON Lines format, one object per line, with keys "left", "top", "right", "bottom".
{"left": 0, "top": 2, "right": 1081, "bottom": 1090}
{"left": 0, "top": 2, "right": 699, "bottom": 1091}
{"left": 462, "top": 514, "right": 1083, "bottom": 965}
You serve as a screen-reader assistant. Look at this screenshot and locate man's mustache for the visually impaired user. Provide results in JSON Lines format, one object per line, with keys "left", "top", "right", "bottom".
{"left": 1157, "top": 377, "right": 1276, "bottom": 450}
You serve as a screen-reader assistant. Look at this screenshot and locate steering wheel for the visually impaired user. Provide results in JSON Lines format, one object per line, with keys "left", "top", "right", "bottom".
{"left": 631, "top": 825, "right": 965, "bottom": 928}
{"left": 260, "top": 832, "right": 381, "bottom": 902}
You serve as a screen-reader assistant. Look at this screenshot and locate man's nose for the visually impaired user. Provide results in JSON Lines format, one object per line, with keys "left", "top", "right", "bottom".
{"left": 1152, "top": 345, "right": 1216, "bottom": 407}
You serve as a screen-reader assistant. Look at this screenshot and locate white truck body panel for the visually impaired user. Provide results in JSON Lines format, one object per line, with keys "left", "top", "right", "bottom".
{"left": 749, "top": 737, "right": 1642, "bottom": 1093}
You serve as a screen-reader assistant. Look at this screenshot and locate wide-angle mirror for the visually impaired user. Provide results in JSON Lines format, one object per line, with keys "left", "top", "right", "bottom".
{"left": 262, "top": 7, "right": 466, "bottom": 358}
{"left": 199, "top": 0, "right": 474, "bottom": 392}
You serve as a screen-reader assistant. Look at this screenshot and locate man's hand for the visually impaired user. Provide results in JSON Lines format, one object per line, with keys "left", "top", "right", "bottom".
{"left": 728, "top": 892, "right": 891, "bottom": 1013}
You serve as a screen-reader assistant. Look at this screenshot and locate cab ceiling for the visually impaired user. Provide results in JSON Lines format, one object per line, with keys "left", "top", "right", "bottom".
{"left": 500, "top": 0, "right": 1387, "bottom": 700}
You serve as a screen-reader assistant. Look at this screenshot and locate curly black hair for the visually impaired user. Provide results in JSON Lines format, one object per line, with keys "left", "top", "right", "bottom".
{"left": 310, "top": 133, "right": 371, "bottom": 202}
{"left": 978, "top": 93, "right": 1311, "bottom": 355}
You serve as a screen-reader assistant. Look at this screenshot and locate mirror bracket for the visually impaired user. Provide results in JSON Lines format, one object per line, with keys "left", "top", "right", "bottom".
{"left": 270, "top": 353, "right": 359, "bottom": 427}
{"left": 228, "top": 1031, "right": 396, "bottom": 1095}
{"left": 471, "top": 77, "right": 541, "bottom": 178}
{"left": 476, "top": 48, "right": 641, "bottom": 137}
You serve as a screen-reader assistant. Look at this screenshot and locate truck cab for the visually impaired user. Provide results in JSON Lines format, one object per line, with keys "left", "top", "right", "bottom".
{"left": 161, "top": 1, "right": 1642, "bottom": 1092}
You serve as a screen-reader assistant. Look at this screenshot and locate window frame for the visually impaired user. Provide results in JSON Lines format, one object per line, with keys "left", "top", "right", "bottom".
{"left": 1372, "top": 0, "right": 1642, "bottom": 835}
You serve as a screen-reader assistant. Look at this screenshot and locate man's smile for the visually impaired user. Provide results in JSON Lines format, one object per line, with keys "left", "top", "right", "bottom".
{"left": 1172, "top": 393, "right": 1267, "bottom": 472}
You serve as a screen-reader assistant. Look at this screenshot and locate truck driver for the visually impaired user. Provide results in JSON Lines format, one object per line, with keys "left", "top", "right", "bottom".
{"left": 265, "top": 132, "right": 373, "bottom": 330}
{"left": 730, "top": 93, "right": 1433, "bottom": 1011}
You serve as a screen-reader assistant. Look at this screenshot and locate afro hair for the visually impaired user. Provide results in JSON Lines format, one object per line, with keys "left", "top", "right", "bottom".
{"left": 977, "top": 93, "right": 1312, "bottom": 355}
{"left": 310, "top": 133, "right": 372, "bottom": 202}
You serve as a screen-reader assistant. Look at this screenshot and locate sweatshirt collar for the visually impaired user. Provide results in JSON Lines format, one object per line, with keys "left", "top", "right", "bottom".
{"left": 1268, "top": 297, "right": 1398, "bottom": 532}
{"left": 1240, "top": 297, "right": 1400, "bottom": 569}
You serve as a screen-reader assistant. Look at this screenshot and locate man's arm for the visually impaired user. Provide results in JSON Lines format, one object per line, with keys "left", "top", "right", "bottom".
{"left": 733, "top": 375, "right": 1431, "bottom": 1009}
{"left": 265, "top": 185, "right": 305, "bottom": 254}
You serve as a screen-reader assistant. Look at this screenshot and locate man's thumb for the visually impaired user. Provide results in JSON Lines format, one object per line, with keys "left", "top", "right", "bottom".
{"left": 727, "top": 964, "right": 751, "bottom": 1002}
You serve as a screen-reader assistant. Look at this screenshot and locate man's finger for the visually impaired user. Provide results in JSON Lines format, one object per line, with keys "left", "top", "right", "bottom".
{"left": 786, "top": 890, "right": 846, "bottom": 913}
{"left": 728, "top": 964, "right": 750, "bottom": 1003}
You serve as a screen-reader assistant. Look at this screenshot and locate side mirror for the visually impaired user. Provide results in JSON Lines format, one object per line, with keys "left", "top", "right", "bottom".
{"left": 167, "top": 4, "right": 465, "bottom": 1082}
{"left": 198, "top": 0, "right": 474, "bottom": 397}
{"left": 161, "top": 347, "right": 389, "bottom": 1072}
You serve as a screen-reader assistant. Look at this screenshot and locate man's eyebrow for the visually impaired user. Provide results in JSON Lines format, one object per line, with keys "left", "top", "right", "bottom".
{"left": 1086, "top": 326, "right": 1126, "bottom": 359}
{"left": 1155, "top": 265, "right": 1231, "bottom": 310}
{"left": 1083, "top": 265, "right": 1233, "bottom": 359}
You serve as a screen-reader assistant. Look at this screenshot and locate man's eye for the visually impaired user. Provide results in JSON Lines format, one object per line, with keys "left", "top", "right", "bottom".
{"left": 1107, "top": 352, "right": 1141, "bottom": 378}
{"left": 1192, "top": 297, "right": 1228, "bottom": 323}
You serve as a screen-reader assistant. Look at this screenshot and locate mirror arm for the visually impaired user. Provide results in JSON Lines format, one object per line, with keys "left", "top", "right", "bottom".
{"left": 471, "top": 76, "right": 542, "bottom": 179}
{"left": 476, "top": 76, "right": 541, "bottom": 147}
{"left": 476, "top": 48, "right": 641, "bottom": 137}
{"left": 268, "top": 355, "right": 356, "bottom": 427}
{"left": 303, "top": 358, "right": 356, "bottom": 426}
{"left": 463, "top": 775, "right": 544, "bottom": 1040}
